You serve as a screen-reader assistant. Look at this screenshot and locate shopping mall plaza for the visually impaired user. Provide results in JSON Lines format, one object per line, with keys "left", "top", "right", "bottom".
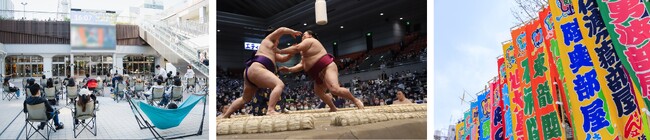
{"left": 0, "top": 0, "right": 208, "bottom": 139}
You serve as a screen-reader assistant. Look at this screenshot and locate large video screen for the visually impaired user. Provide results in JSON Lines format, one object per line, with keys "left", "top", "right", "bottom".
{"left": 70, "top": 25, "right": 117, "bottom": 48}
{"left": 70, "top": 9, "right": 117, "bottom": 50}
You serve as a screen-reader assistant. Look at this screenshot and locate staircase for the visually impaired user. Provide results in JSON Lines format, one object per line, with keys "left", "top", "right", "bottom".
{"left": 138, "top": 19, "right": 209, "bottom": 77}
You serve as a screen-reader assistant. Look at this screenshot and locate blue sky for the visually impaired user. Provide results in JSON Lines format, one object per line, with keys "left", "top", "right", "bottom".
{"left": 433, "top": 0, "right": 519, "bottom": 132}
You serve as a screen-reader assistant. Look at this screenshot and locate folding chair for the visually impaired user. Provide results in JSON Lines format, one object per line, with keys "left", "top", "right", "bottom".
{"left": 95, "top": 80, "right": 104, "bottom": 96}
{"left": 149, "top": 87, "right": 164, "bottom": 106}
{"left": 66, "top": 86, "right": 78, "bottom": 106}
{"left": 24, "top": 103, "right": 58, "bottom": 140}
{"left": 114, "top": 83, "right": 127, "bottom": 103}
{"left": 170, "top": 86, "right": 183, "bottom": 103}
{"left": 72, "top": 100, "right": 97, "bottom": 138}
{"left": 44, "top": 87, "right": 57, "bottom": 105}
{"left": 186, "top": 78, "right": 196, "bottom": 93}
{"left": 134, "top": 82, "right": 145, "bottom": 99}
{"left": 40, "top": 79, "right": 47, "bottom": 92}
{"left": 2, "top": 85, "right": 17, "bottom": 101}
{"left": 54, "top": 79, "right": 62, "bottom": 95}
{"left": 79, "top": 80, "right": 87, "bottom": 89}
{"left": 22, "top": 78, "right": 29, "bottom": 95}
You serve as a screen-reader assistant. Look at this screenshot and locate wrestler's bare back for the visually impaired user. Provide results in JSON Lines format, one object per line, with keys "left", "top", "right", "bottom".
{"left": 254, "top": 39, "right": 278, "bottom": 65}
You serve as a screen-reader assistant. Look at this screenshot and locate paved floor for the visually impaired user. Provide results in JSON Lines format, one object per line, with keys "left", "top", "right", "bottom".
{"left": 0, "top": 78, "right": 209, "bottom": 139}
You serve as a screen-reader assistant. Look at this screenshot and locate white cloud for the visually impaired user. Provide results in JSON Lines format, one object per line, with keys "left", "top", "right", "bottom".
{"left": 433, "top": 0, "right": 517, "bottom": 131}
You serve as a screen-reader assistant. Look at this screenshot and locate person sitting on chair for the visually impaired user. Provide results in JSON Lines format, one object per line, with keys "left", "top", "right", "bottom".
{"left": 166, "top": 71, "right": 173, "bottom": 84}
{"left": 85, "top": 78, "right": 98, "bottom": 93}
{"left": 74, "top": 89, "right": 94, "bottom": 125}
{"left": 112, "top": 74, "right": 123, "bottom": 96}
{"left": 66, "top": 77, "right": 76, "bottom": 87}
{"left": 45, "top": 78, "right": 56, "bottom": 104}
{"left": 41, "top": 75, "right": 47, "bottom": 87}
{"left": 26, "top": 78, "right": 37, "bottom": 95}
{"left": 23, "top": 85, "right": 64, "bottom": 130}
{"left": 82, "top": 74, "right": 90, "bottom": 83}
{"left": 133, "top": 78, "right": 144, "bottom": 99}
{"left": 3, "top": 77, "right": 20, "bottom": 98}
{"left": 158, "top": 77, "right": 181, "bottom": 106}
{"left": 184, "top": 65, "right": 195, "bottom": 90}
{"left": 144, "top": 79, "right": 164, "bottom": 100}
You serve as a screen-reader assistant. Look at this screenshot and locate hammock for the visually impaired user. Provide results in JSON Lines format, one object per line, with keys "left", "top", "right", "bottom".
{"left": 138, "top": 95, "right": 205, "bottom": 129}
{"left": 128, "top": 93, "right": 206, "bottom": 140}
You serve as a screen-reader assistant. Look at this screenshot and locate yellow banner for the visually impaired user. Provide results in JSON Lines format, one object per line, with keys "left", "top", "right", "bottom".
{"left": 457, "top": 121, "right": 465, "bottom": 140}
{"left": 549, "top": 0, "right": 617, "bottom": 139}
{"left": 571, "top": 0, "right": 650, "bottom": 138}
{"left": 502, "top": 39, "right": 528, "bottom": 140}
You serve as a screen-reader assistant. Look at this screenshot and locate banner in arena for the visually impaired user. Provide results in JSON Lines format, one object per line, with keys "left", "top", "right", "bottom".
{"left": 509, "top": 23, "right": 529, "bottom": 140}
{"left": 492, "top": 59, "right": 506, "bottom": 140}
{"left": 549, "top": 1, "right": 617, "bottom": 139}
{"left": 574, "top": 0, "right": 650, "bottom": 138}
{"left": 595, "top": 0, "right": 650, "bottom": 108}
{"left": 539, "top": 6, "right": 574, "bottom": 129}
{"left": 477, "top": 90, "right": 491, "bottom": 140}
{"left": 524, "top": 16, "right": 566, "bottom": 140}
{"left": 501, "top": 42, "right": 516, "bottom": 140}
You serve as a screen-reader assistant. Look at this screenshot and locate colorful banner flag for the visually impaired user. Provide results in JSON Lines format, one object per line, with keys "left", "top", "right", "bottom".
{"left": 471, "top": 100, "right": 480, "bottom": 140}
{"left": 572, "top": 0, "right": 650, "bottom": 138}
{"left": 464, "top": 110, "right": 473, "bottom": 140}
{"left": 595, "top": 0, "right": 650, "bottom": 108}
{"left": 457, "top": 121, "right": 466, "bottom": 140}
{"left": 512, "top": 21, "right": 542, "bottom": 140}
{"left": 539, "top": 6, "right": 574, "bottom": 131}
{"left": 501, "top": 42, "right": 516, "bottom": 140}
{"left": 492, "top": 59, "right": 506, "bottom": 140}
{"left": 550, "top": 0, "right": 617, "bottom": 139}
{"left": 508, "top": 22, "right": 530, "bottom": 140}
{"left": 525, "top": 15, "right": 566, "bottom": 140}
{"left": 478, "top": 90, "right": 491, "bottom": 140}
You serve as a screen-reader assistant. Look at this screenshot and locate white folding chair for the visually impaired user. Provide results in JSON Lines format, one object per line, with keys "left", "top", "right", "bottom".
{"left": 2, "top": 85, "right": 17, "bottom": 101}
{"left": 72, "top": 99, "right": 97, "bottom": 138}
{"left": 149, "top": 87, "right": 165, "bottom": 106}
{"left": 114, "top": 83, "right": 127, "bottom": 102}
{"left": 24, "top": 103, "right": 57, "bottom": 140}
{"left": 54, "top": 79, "right": 62, "bottom": 94}
{"left": 66, "top": 86, "right": 78, "bottom": 106}
{"left": 186, "top": 77, "right": 196, "bottom": 93}
{"left": 95, "top": 80, "right": 104, "bottom": 96}
{"left": 134, "top": 82, "right": 145, "bottom": 98}
{"left": 44, "top": 87, "right": 57, "bottom": 105}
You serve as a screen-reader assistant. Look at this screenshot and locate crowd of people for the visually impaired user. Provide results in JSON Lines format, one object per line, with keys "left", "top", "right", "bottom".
{"left": 216, "top": 67, "right": 427, "bottom": 116}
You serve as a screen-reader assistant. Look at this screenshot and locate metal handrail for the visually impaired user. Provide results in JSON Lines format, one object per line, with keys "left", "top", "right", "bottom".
{"left": 138, "top": 20, "right": 208, "bottom": 75}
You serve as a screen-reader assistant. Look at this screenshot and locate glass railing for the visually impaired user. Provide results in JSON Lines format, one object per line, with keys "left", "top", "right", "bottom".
{"left": 0, "top": 10, "right": 137, "bottom": 24}
{"left": 166, "top": 20, "right": 208, "bottom": 36}
{"left": 139, "top": 20, "right": 209, "bottom": 75}
{"left": 0, "top": 10, "right": 67, "bottom": 21}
